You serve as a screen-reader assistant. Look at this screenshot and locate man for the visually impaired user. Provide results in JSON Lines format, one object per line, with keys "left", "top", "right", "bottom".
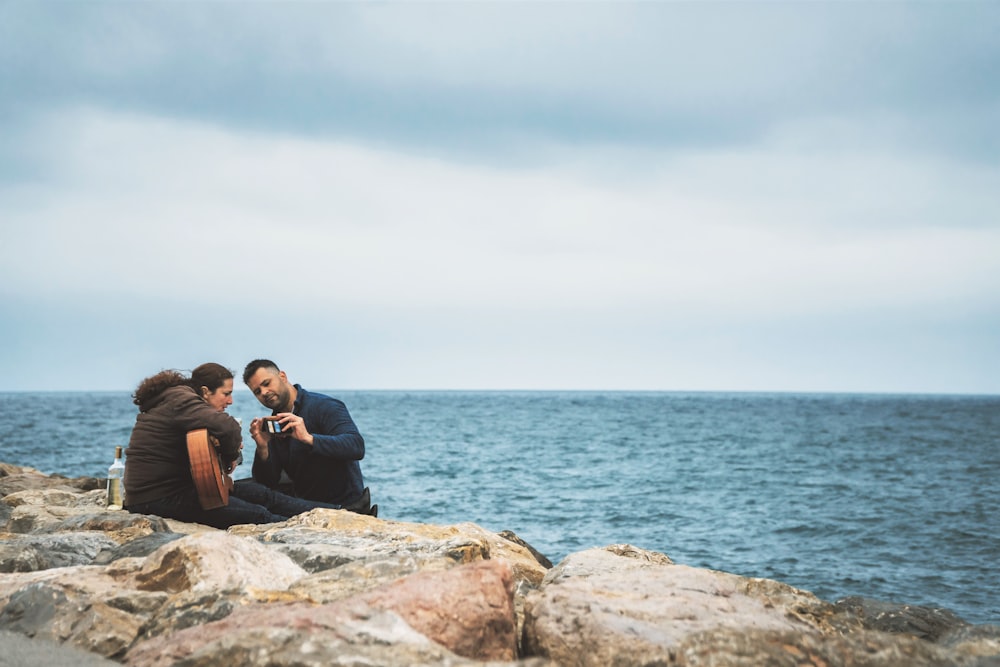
{"left": 242, "top": 359, "right": 376, "bottom": 517}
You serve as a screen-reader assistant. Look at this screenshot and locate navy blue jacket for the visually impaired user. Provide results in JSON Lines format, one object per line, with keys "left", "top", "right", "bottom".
{"left": 251, "top": 385, "right": 365, "bottom": 506}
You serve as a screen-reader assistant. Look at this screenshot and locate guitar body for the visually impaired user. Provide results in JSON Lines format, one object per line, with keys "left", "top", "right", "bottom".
{"left": 187, "top": 429, "right": 234, "bottom": 510}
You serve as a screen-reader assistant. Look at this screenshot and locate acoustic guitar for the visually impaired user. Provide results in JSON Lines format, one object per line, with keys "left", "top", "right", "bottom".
{"left": 186, "top": 428, "right": 234, "bottom": 510}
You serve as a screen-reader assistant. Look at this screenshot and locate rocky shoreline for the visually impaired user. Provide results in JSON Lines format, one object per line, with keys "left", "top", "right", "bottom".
{"left": 1, "top": 461, "right": 997, "bottom": 666}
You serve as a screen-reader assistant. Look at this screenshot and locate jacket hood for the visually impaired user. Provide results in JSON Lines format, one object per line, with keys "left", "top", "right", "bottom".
{"left": 138, "top": 384, "right": 196, "bottom": 413}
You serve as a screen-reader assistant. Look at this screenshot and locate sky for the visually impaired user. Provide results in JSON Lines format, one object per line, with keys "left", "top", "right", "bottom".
{"left": 1, "top": 1, "right": 998, "bottom": 394}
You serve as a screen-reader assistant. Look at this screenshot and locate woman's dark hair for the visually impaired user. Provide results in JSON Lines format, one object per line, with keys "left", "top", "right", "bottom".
{"left": 191, "top": 362, "right": 234, "bottom": 394}
{"left": 132, "top": 370, "right": 189, "bottom": 410}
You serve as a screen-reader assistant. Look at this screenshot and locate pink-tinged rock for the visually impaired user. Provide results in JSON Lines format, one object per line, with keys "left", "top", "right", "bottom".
{"left": 358, "top": 559, "right": 518, "bottom": 661}
{"left": 125, "top": 559, "right": 519, "bottom": 665}
{"left": 124, "top": 604, "right": 499, "bottom": 667}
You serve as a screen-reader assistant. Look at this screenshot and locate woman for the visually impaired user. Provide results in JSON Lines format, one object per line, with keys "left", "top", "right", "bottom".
{"left": 192, "top": 362, "right": 235, "bottom": 413}
{"left": 125, "top": 366, "right": 307, "bottom": 528}
{"left": 190, "top": 363, "right": 346, "bottom": 521}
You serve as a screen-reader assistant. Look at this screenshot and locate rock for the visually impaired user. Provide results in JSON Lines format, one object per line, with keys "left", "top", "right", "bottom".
{"left": 48, "top": 512, "right": 173, "bottom": 542}
{"left": 92, "top": 530, "right": 185, "bottom": 565}
{"left": 1, "top": 486, "right": 187, "bottom": 574}
{"left": 359, "top": 559, "right": 518, "bottom": 660}
{"left": 0, "top": 464, "right": 102, "bottom": 496}
{"left": 669, "top": 626, "right": 959, "bottom": 666}
{"left": 834, "top": 595, "right": 970, "bottom": 641}
{"left": 500, "top": 529, "right": 554, "bottom": 569}
{"left": 2, "top": 488, "right": 109, "bottom": 533}
{"left": 230, "top": 509, "right": 550, "bottom": 586}
{"left": 0, "top": 578, "right": 156, "bottom": 659}
{"left": 126, "top": 559, "right": 519, "bottom": 665}
{"left": 0, "top": 629, "right": 119, "bottom": 666}
{"left": 0, "top": 532, "right": 120, "bottom": 572}
{"left": 287, "top": 553, "right": 452, "bottom": 603}
{"left": 125, "top": 605, "right": 512, "bottom": 667}
{"left": 135, "top": 589, "right": 241, "bottom": 641}
{"left": 940, "top": 624, "right": 1000, "bottom": 664}
{"left": 522, "top": 545, "right": 1000, "bottom": 667}
{"left": 1, "top": 462, "right": 997, "bottom": 667}
{"left": 134, "top": 531, "right": 307, "bottom": 594}
{"left": 523, "top": 544, "right": 828, "bottom": 667}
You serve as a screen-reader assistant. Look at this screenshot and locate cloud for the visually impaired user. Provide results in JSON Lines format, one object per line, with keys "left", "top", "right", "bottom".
{"left": 4, "top": 106, "right": 997, "bottom": 317}
{"left": 3, "top": 2, "right": 998, "bottom": 159}
{"left": 1, "top": 2, "right": 998, "bottom": 393}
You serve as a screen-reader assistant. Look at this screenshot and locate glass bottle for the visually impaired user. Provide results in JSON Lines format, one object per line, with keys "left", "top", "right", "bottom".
{"left": 106, "top": 446, "right": 125, "bottom": 510}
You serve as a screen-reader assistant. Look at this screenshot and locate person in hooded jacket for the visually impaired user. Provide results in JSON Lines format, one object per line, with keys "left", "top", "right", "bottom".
{"left": 124, "top": 368, "right": 329, "bottom": 528}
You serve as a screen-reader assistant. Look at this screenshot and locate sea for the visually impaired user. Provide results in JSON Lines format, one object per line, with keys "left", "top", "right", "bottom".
{"left": 1, "top": 390, "right": 997, "bottom": 625}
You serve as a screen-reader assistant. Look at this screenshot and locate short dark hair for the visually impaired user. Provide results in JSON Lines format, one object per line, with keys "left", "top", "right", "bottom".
{"left": 243, "top": 359, "right": 280, "bottom": 385}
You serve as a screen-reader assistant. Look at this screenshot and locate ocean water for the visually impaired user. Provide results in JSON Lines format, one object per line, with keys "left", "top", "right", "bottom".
{"left": 1, "top": 390, "right": 997, "bottom": 625}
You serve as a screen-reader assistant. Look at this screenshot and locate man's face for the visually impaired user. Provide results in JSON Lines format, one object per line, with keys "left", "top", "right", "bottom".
{"left": 247, "top": 368, "right": 292, "bottom": 412}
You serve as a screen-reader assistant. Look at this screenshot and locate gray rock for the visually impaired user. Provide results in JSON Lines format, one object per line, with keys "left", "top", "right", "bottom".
{"left": 499, "top": 529, "right": 553, "bottom": 569}
{"left": 135, "top": 590, "right": 238, "bottom": 641}
{"left": 1, "top": 462, "right": 997, "bottom": 667}
{"left": 0, "top": 582, "right": 68, "bottom": 633}
{"left": 0, "top": 629, "right": 118, "bottom": 667}
{"left": 230, "top": 510, "right": 550, "bottom": 586}
{"left": 940, "top": 624, "right": 1000, "bottom": 666}
{"left": 92, "top": 531, "right": 184, "bottom": 565}
{"left": 288, "top": 553, "right": 450, "bottom": 602}
{"left": 834, "top": 595, "right": 970, "bottom": 641}
{"left": 0, "top": 465, "right": 101, "bottom": 497}
{"left": 47, "top": 511, "right": 172, "bottom": 537}
{"left": 0, "top": 533, "right": 120, "bottom": 572}
{"left": 670, "top": 626, "right": 959, "bottom": 667}
{"left": 134, "top": 531, "right": 306, "bottom": 594}
{"left": 522, "top": 544, "right": 830, "bottom": 667}
{"left": 2, "top": 488, "right": 108, "bottom": 534}
{"left": 0, "top": 578, "right": 156, "bottom": 659}
{"left": 124, "top": 607, "right": 505, "bottom": 667}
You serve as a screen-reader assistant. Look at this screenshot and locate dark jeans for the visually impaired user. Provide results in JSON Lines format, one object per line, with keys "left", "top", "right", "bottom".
{"left": 230, "top": 478, "right": 342, "bottom": 514}
{"left": 125, "top": 480, "right": 341, "bottom": 529}
{"left": 125, "top": 487, "right": 287, "bottom": 529}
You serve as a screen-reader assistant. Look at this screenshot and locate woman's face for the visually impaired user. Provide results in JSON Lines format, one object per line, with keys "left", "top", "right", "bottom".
{"left": 202, "top": 378, "right": 234, "bottom": 412}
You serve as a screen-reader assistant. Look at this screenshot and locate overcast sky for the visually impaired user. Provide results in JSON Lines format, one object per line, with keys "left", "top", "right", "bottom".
{"left": 1, "top": 1, "right": 998, "bottom": 394}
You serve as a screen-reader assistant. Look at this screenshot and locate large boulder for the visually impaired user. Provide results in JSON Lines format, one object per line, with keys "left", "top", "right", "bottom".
{"left": 523, "top": 544, "right": 825, "bottom": 666}
{"left": 230, "top": 510, "right": 550, "bottom": 585}
{"left": 0, "top": 566, "right": 169, "bottom": 659}
{"left": 125, "top": 559, "right": 520, "bottom": 665}
{"left": 523, "top": 544, "right": 1000, "bottom": 667}
{"left": 1, "top": 463, "right": 997, "bottom": 667}
{"left": 0, "top": 532, "right": 120, "bottom": 572}
{"left": 134, "top": 531, "right": 307, "bottom": 594}
{"left": 0, "top": 629, "right": 119, "bottom": 666}
{"left": 125, "top": 605, "right": 542, "bottom": 667}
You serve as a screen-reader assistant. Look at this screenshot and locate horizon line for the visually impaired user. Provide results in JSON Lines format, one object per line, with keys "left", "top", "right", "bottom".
{"left": 1, "top": 387, "right": 997, "bottom": 398}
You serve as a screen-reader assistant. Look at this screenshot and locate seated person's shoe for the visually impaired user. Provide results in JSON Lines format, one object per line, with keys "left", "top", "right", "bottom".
{"left": 344, "top": 487, "right": 371, "bottom": 514}
{"left": 369, "top": 504, "right": 378, "bottom": 518}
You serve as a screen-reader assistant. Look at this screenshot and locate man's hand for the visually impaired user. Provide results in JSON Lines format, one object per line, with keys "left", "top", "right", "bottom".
{"left": 272, "top": 412, "right": 314, "bottom": 446}
{"left": 249, "top": 418, "right": 272, "bottom": 460}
